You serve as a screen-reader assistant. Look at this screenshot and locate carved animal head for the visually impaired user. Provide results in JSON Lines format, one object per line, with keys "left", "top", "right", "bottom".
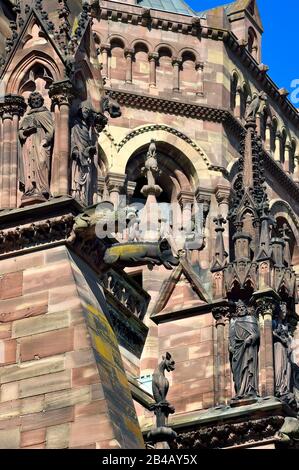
{"left": 101, "top": 96, "right": 121, "bottom": 118}
{"left": 162, "top": 352, "right": 175, "bottom": 372}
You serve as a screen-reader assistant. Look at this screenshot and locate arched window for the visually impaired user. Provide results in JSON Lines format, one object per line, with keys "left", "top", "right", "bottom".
{"left": 156, "top": 46, "right": 173, "bottom": 92}
{"left": 110, "top": 38, "right": 126, "bottom": 82}
{"left": 180, "top": 51, "right": 197, "bottom": 95}
{"left": 133, "top": 42, "right": 149, "bottom": 88}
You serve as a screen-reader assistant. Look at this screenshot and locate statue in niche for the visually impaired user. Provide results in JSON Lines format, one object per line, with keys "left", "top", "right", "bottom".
{"left": 273, "top": 302, "right": 298, "bottom": 408}
{"left": 19, "top": 91, "right": 54, "bottom": 201}
{"left": 71, "top": 102, "right": 97, "bottom": 205}
{"left": 229, "top": 300, "right": 260, "bottom": 401}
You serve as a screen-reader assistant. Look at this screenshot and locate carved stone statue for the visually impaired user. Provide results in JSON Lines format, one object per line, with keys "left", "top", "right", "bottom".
{"left": 152, "top": 352, "right": 175, "bottom": 405}
{"left": 148, "top": 352, "right": 177, "bottom": 447}
{"left": 71, "top": 102, "right": 97, "bottom": 205}
{"left": 244, "top": 91, "right": 265, "bottom": 122}
{"left": 229, "top": 300, "right": 260, "bottom": 401}
{"left": 273, "top": 303, "right": 293, "bottom": 403}
{"left": 19, "top": 92, "right": 54, "bottom": 201}
{"left": 142, "top": 139, "right": 161, "bottom": 188}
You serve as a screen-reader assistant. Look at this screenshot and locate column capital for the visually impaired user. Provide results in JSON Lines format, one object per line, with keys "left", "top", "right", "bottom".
{"left": 105, "top": 172, "right": 126, "bottom": 193}
{"left": 126, "top": 180, "right": 137, "bottom": 199}
{"left": 148, "top": 52, "right": 159, "bottom": 62}
{"left": 177, "top": 190, "right": 194, "bottom": 207}
{"left": 0, "top": 94, "right": 27, "bottom": 118}
{"left": 195, "top": 60, "right": 204, "bottom": 70}
{"left": 100, "top": 43, "right": 111, "bottom": 53}
{"left": 212, "top": 305, "right": 231, "bottom": 326}
{"left": 49, "top": 79, "right": 75, "bottom": 108}
{"left": 215, "top": 184, "right": 231, "bottom": 205}
{"left": 172, "top": 57, "right": 182, "bottom": 67}
{"left": 124, "top": 48, "right": 134, "bottom": 58}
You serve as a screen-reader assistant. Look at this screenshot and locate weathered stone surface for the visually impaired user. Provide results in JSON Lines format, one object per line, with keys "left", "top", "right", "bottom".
{"left": 44, "top": 386, "right": 91, "bottom": 411}
{"left": 21, "top": 428, "right": 46, "bottom": 448}
{"left": 69, "top": 415, "right": 114, "bottom": 448}
{"left": 12, "top": 311, "right": 71, "bottom": 339}
{"left": 0, "top": 381, "right": 19, "bottom": 402}
{"left": 1, "top": 356, "right": 65, "bottom": 384}
{"left": 0, "top": 428, "right": 20, "bottom": 449}
{"left": 19, "top": 370, "right": 71, "bottom": 399}
{"left": 72, "top": 365, "right": 99, "bottom": 386}
{"left": 46, "top": 423, "right": 70, "bottom": 449}
{"left": 0, "top": 291, "right": 48, "bottom": 323}
{"left": 0, "top": 272, "right": 23, "bottom": 300}
{"left": 19, "top": 328, "right": 74, "bottom": 362}
{"left": 21, "top": 406, "right": 74, "bottom": 432}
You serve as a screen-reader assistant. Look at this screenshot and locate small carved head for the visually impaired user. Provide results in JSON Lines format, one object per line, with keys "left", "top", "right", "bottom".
{"left": 280, "top": 302, "right": 288, "bottom": 320}
{"left": 28, "top": 92, "right": 44, "bottom": 109}
{"left": 235, "top": 300, "right": 248, "bottom": 317}
{"left": 163, "top": 352, "right": 175, "bottom": 372}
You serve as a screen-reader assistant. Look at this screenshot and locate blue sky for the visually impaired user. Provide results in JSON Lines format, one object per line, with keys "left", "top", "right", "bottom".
{"left": 187, "top": 0, "right": 299, "bottom": 105}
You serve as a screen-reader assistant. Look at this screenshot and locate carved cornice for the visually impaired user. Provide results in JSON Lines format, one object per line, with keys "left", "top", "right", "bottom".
{"left": 107, "top": 89, "right": 299, "bottom": 201}
{"left": 172, "top": 416, "right": 284, "bottom": 449}
{"left": 0, "top": 214, "right": 74, "bottom": 258}
{"left": 108, "top": 89, "right": 232, "bottom": 125}
{"left": 99, "top": 2, "right": 200, "bottom": 36}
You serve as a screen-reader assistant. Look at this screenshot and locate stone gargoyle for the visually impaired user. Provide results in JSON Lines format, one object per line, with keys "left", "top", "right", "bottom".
{"left": 70, "top": 203, "right": 179, "bottom": 270}
{"left": 103, "top": 239, "right": 179, "bottom": 270}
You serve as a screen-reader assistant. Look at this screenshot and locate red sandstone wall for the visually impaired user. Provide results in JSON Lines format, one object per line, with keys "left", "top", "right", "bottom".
{"left": 0, "top": 246, "right": 144, "bottom": 449}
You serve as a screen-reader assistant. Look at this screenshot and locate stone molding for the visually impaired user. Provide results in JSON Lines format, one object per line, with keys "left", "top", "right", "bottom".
{"left": 172, "top": 415, "right": 284, "bottom": 449}
{"left": 106, "top": 89, "right": 299, "bottom": 202}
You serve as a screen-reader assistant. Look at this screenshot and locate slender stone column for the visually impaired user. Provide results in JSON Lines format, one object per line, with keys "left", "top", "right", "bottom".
{"left": 284, "top": 141, "right": 292, "bottom": 174}
{"left": 0, "top": 95, "right": 26, "bottom": 209}
{"left": 178, "top": 191, "right": 194, "bottom": 235}
{"left": 124, "top": 48, "right": 134, "bottom": 84}
{"left": 49, "top": 80, "right": 74, "bottom": 196}
{"left": 195, "top": 61, "right": 204, "bottom": 95}
{"left": 294, "top": 154, "right": 299, "bottom": 183}
{"left": 148, "top": 52, "right": 159, "bottom": 87}
{"left": 212, "top": 306, "right": 230, "bottom": 406}
{"left": 172, "top": 58, "right": 182, "bottom": 92}
{"left": 257, "top": 297, "right": 275, "bottom": 397}
{"left": 1, "top": 112, "right": 12, "bottom": 208}
{"left": 100, "top": 44, "right": 111, "bottom": 81}
{"left": 215, "top": 184, "right": 230, "bottom": 255}
{"left": 265, "top": 120, "right": 272, "bottom": 153}
{"left": 105, "top": 172, "right": 126, "bottom": 208}
{"left": 235, "top": 85, "right": 242, "bottom": 119}
{"left": 256, "top": 111, "right": 262, "bottom": 137}
{"left": 274, "top": 132, "right": 281, "bottom": 163}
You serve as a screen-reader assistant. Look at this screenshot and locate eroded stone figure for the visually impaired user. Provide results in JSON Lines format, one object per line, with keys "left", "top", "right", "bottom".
{"left": 273, "top": 303, "right": 292, "bottom": 400}
{"left": 142, "top": 139, "right": 160, "bottom": 188}
{"left": 19, "top": 92, "right": 54, "bottom": 200}
{"left": 71, "top": 102, "right": 97, "bottom": 205}
{"left": 229, "top": 300, "right": 260, "bottom": 400}
{"left": 152, "top": 352, "right": 175, "bottom": 405}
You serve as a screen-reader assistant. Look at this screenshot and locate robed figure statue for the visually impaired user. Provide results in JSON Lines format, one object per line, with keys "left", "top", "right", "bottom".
{"left": 273, "top": 303, "right": 293, "bottom": 403}
{"left": 229, "top": 300, "right": 260, "bottom": 400}
{"left": 19, "top": 92, "right": 54, "bottom": 201}
{"left": 71, "top": 102, "right": 97, "bottom": 205}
